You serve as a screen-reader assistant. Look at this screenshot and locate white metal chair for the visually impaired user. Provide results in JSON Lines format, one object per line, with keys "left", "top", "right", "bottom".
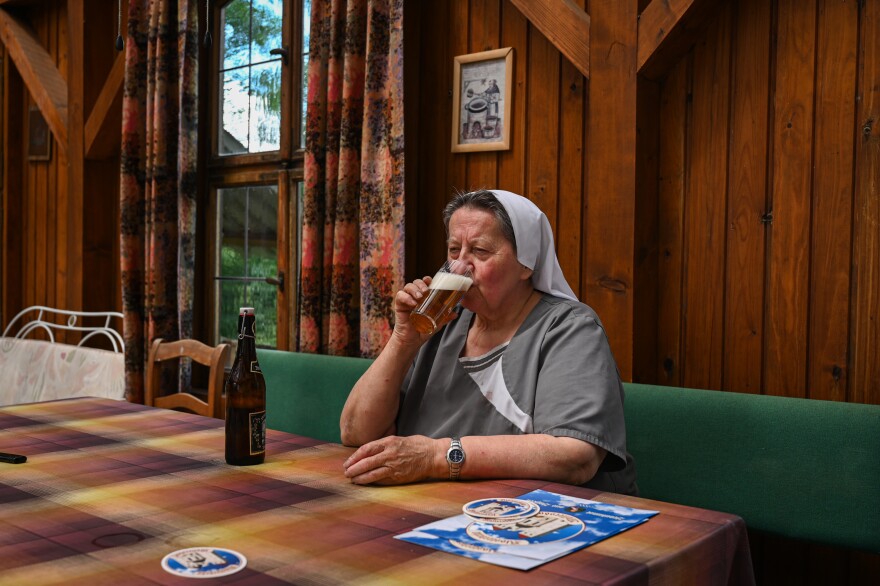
{"left": 2, "top": 306, "right": 124, "bottom": 352}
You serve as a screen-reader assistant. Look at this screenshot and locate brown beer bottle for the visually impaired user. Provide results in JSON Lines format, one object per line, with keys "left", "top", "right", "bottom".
{"left": 225, "top": 307, "right": 266, "bottom": 465}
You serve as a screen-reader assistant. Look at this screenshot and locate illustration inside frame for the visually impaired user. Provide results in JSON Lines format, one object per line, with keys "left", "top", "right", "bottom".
{"left": 452, "top": 48, "right": 513, "bottom": 153}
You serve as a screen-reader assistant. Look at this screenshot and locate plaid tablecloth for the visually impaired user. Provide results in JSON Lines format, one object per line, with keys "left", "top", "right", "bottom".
{"left": 0, "top": 398, "right": 754, "bottom": 585}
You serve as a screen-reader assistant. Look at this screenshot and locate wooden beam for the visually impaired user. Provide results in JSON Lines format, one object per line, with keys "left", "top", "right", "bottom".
{"left": 0, "top": 7, "right": 68, "bottom": 152}
{"left": 508, "top": 0, "right": 590, "bottom": 79}
{"left": 637, "top": 0, "right": 717, "bottom": 80}
{"left": 585, "top": 0, "right": 638, "bottom": 379}
{"left": 85, "top": 51, "right": 124, "bottom": 159}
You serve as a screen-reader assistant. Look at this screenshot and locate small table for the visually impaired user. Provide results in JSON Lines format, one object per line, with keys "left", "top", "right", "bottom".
{"left": 0, "top": 398, "right": 754, "bottom": 584}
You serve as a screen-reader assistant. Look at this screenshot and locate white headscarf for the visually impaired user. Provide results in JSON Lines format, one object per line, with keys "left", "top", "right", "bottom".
{"left": 490, "top": 190, "right": 578, "bottom": 302}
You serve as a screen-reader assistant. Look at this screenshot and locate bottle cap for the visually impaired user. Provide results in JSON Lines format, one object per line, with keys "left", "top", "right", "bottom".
{"left": 239, "top": 307, "right": 255, "bottom": 316}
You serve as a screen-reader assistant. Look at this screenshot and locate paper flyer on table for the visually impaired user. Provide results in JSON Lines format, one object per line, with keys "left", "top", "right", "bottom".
{"left": 395, "top": 489, "right": 658, "bottom": 570}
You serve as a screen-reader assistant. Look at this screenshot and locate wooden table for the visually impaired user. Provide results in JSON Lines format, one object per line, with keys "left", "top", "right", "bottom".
{"left": 0, "top": 398, "right": 754, "bottom": 584}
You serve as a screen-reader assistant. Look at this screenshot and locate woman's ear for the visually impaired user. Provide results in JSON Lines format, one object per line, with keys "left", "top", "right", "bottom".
{"left": 520, "top": 264, "right": 534, "bottom": 281}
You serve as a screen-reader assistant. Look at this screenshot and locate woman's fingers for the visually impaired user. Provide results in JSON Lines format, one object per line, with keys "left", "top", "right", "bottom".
{"left": 342, "top": 436, "right": 435, "bottom": 485}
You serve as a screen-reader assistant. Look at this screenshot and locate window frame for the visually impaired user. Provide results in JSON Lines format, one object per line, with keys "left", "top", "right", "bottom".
{"left": 199, "top": 0, "right": 309, "bottom": 351}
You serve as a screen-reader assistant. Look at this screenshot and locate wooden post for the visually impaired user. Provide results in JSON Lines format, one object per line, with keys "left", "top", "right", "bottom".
{"left": 66, "top": 0, "right": 84, "bottom": 314}
{"left": 585, "top": 0, "right": 638, "bottom": 379}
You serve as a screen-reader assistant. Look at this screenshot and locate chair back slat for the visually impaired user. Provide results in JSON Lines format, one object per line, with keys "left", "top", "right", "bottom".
{"left": 145, "top": 338, "right": 230, "bottom": 419}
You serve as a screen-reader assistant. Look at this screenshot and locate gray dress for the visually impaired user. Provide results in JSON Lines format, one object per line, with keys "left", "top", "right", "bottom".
{"left": 397, "top": 293, "right": 638, "bottom": 495}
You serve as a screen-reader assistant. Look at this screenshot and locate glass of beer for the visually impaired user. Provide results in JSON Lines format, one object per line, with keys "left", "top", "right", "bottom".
{"left": 410, "top": 260, "right": 473, "bottom": 335}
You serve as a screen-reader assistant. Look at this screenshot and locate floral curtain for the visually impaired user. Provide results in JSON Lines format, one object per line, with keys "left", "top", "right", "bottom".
{"left": 300, "top": 0, "right": 405, "bottom": 357}
{"left": 120, "top": 0, "right": 199, "bottom": 403}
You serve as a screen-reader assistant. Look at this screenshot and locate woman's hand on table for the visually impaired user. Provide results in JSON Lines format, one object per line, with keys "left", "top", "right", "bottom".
{"left": 343, "top": 435, "right": 442, "bottom": 485}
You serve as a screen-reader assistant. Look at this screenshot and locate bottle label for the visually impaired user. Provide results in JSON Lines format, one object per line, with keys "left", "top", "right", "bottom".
{"left": 249, "top": 410, "right": 266, "bottom": 455}
{"left": 250, "top": 361, "right": 262, "bottom": 374}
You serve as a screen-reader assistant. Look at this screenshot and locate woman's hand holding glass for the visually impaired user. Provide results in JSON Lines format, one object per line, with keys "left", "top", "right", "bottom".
{"left": 393, "top": 260, "right": 472, "bottom": 344}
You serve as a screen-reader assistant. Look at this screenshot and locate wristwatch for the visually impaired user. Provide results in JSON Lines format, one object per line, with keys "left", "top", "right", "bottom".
{"left": 446, "top": 437, "right": 465, "bottom": 480}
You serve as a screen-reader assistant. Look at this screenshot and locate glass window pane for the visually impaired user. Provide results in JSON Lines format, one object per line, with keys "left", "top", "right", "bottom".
{"left": 221, "top": 69, "right": 250, "bottom": 154}
{"left": 303, "top": 0, "right": 311, "bottom": 55}
{"left": 249, "top": 61, "right": 282, "bottom": 152}
{"left": 301, "top": 53, "right": 309, "bottom": 149}
{"left": 216, "top": 185, "right": 279, "bottom": 348}
{"left": 250, "top": 0, "right": 284, "bottom": 64}
{"left": 246, "top": 186, "right": 278, "bottom": 278}
{"left": 219, "top": 281, "right": 246, "bottom": 342}
{"left": 221, "top": 0, "right": 251, "bottom": 70}
{"left": 249, "top": 281, "right": 278, "bottom": 347}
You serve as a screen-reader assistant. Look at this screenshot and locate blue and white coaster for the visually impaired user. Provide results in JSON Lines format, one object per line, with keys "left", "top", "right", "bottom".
{"left": 462, "top": 497, "right": 540, "bottom": 521}
{"left": 161, "top": 547, "right": 247, "bottom": 578}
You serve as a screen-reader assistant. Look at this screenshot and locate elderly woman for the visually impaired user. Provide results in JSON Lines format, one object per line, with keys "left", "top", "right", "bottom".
{"left": 340, "top": 189, "right": 637, "bottom": 494}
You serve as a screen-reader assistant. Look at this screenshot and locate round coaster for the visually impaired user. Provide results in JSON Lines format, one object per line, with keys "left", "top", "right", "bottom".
{"left": 466, "top": 511, "right": 585, "bottom": 546}
{"left": 462, "top": 497, "right": 540, "bottom": 521}
{"left": 161, "top": 547, "right": 247, "bottom": 579}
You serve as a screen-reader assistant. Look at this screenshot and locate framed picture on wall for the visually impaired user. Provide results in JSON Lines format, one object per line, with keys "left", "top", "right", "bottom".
{"left": 28, "top": 105, "right": 52, "bottom": 162}
{"left": 451, "top": 47, "right": 513, "bottom": 153}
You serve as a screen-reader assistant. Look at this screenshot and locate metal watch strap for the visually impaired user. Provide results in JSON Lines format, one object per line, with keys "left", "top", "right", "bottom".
{"left": 447, "top": 437, "right": 465, "bottom": 480}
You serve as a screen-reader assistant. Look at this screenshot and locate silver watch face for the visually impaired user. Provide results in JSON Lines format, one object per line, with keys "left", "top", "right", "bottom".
{"left": 448, "top": 448, "right": 465, "bottom": 464}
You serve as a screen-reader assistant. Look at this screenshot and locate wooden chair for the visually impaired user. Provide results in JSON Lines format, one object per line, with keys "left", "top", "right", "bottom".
{"left": 145, "top": 338, "right": 230, "bottom": 419}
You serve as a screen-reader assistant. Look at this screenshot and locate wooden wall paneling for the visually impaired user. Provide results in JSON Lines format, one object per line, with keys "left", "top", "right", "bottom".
{"left": 850, "top": 0, "right": 880, "bottom": 406}
{"left": 52, "top": 2, "right": 66, "bottom": 320}
{"left": 496, "top": 0, "right": 528, "bottom": 196}
{"left": 506, "top": 0, "right": 589, "bottom": 79}
{"left": 34, "top": 140, "right": 46, "bottom": 308}
{"left": 47, "top": 87, "right": 57, "bottom": 310}
{"left": 84, "top": 53, "right": 124, "bottom": 160}
{"left": 633, "top": 78, "right": 660, "bottom": 384}
{"left": 525, "top": 26, "right": 559, "bottom": 237}
{"left": 638, "top": 0, "right": 698, "bottom": 72}
{"left": 764, "top": 0, "right": 816, "bottom": 398}
{"left": 557, "top": 45, "right": 585, "bottom": 292}
{"left": 656, "top": 58, "right": 688, "bottom": 385}
{"left": 66, "top": 0, "right": 84, "bottom": 316}
{"left": 681, "top": 6, "right": 731, "bottom": 391}
{"left": 808, "top": 0, "right": 857, "bottom": 402}
{"left": 0, "top": 50, "right": 15, "bottom": 322}
{"left": 637, "top": 0, "right": 718, "bottom": 82}
{"left": 0, "top": 7, "right": 68, "bottom": 153}
{"left": 24, "top": 95, "right": 33, "bottom": 311}
{"left": 83, "top": 159, "right": 118, "bottom": 322}
{"left": 466, "top": 0, "right": 500, "bottom": 191}
{"left": 585, "top": 0, "right": 638, "bottom": 379}
{"left": 44, "top": 5, "right": 55, "bottom": 306}
{"left": 404, "top": 2, "right": 434, "bottom": 282}
{"left": 448, "top": 0, "right": 468, "bottom": 211}
{"left": 403, "top": 0, "right": 420, "bottom": 281}
{"left": 723, "top": 0, "right": 770, "bottom": 395}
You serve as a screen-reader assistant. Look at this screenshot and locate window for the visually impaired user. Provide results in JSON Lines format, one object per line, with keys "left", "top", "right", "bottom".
{"left": 204, "top": 0, "right": 310, "bottom": 349}
{"left": 218, "top": 0, "right": 283, "bottom": 155}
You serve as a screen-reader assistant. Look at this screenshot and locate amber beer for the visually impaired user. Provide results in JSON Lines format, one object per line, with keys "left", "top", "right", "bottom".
{"left": 225, "top": 307, "right": 266, "bottom": 466}
{"left": 410, "top": 263, "right": 473, "bottom": 335}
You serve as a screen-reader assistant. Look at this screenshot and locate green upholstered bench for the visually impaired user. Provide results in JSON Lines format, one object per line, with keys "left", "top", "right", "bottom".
{"left": 624, "top": 383, "right": 880, "bottom": 553}
{"left": 258, "top": 349, "right": 373, "bottom": 443}
{"left": 257, "top": 348, "right": 880, "bottom": 553}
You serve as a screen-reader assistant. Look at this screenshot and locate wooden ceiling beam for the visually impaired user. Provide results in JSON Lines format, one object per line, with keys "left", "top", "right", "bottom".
{"left": 508, "top": 0, "right": 590, "bottom": 79}
{"left": 0, "top": 7, "right": 68, "bottom": 152}
{"left": 638, "top": 0, "right": 717, "bottom": 79}
{"left": 85, "top": 51, "right": 124, "bottom": 159}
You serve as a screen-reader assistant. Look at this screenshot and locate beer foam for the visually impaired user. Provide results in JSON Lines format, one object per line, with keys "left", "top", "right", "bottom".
{"left": 429, "top": 272, "right": 473, "bottom": 291}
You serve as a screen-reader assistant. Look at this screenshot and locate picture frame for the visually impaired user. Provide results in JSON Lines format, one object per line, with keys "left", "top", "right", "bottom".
{"left": 451, "top": 47, "right": 513, "bottom": 153}
{"left": 28, "top": 105, "right": 52, "bottom": 162}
